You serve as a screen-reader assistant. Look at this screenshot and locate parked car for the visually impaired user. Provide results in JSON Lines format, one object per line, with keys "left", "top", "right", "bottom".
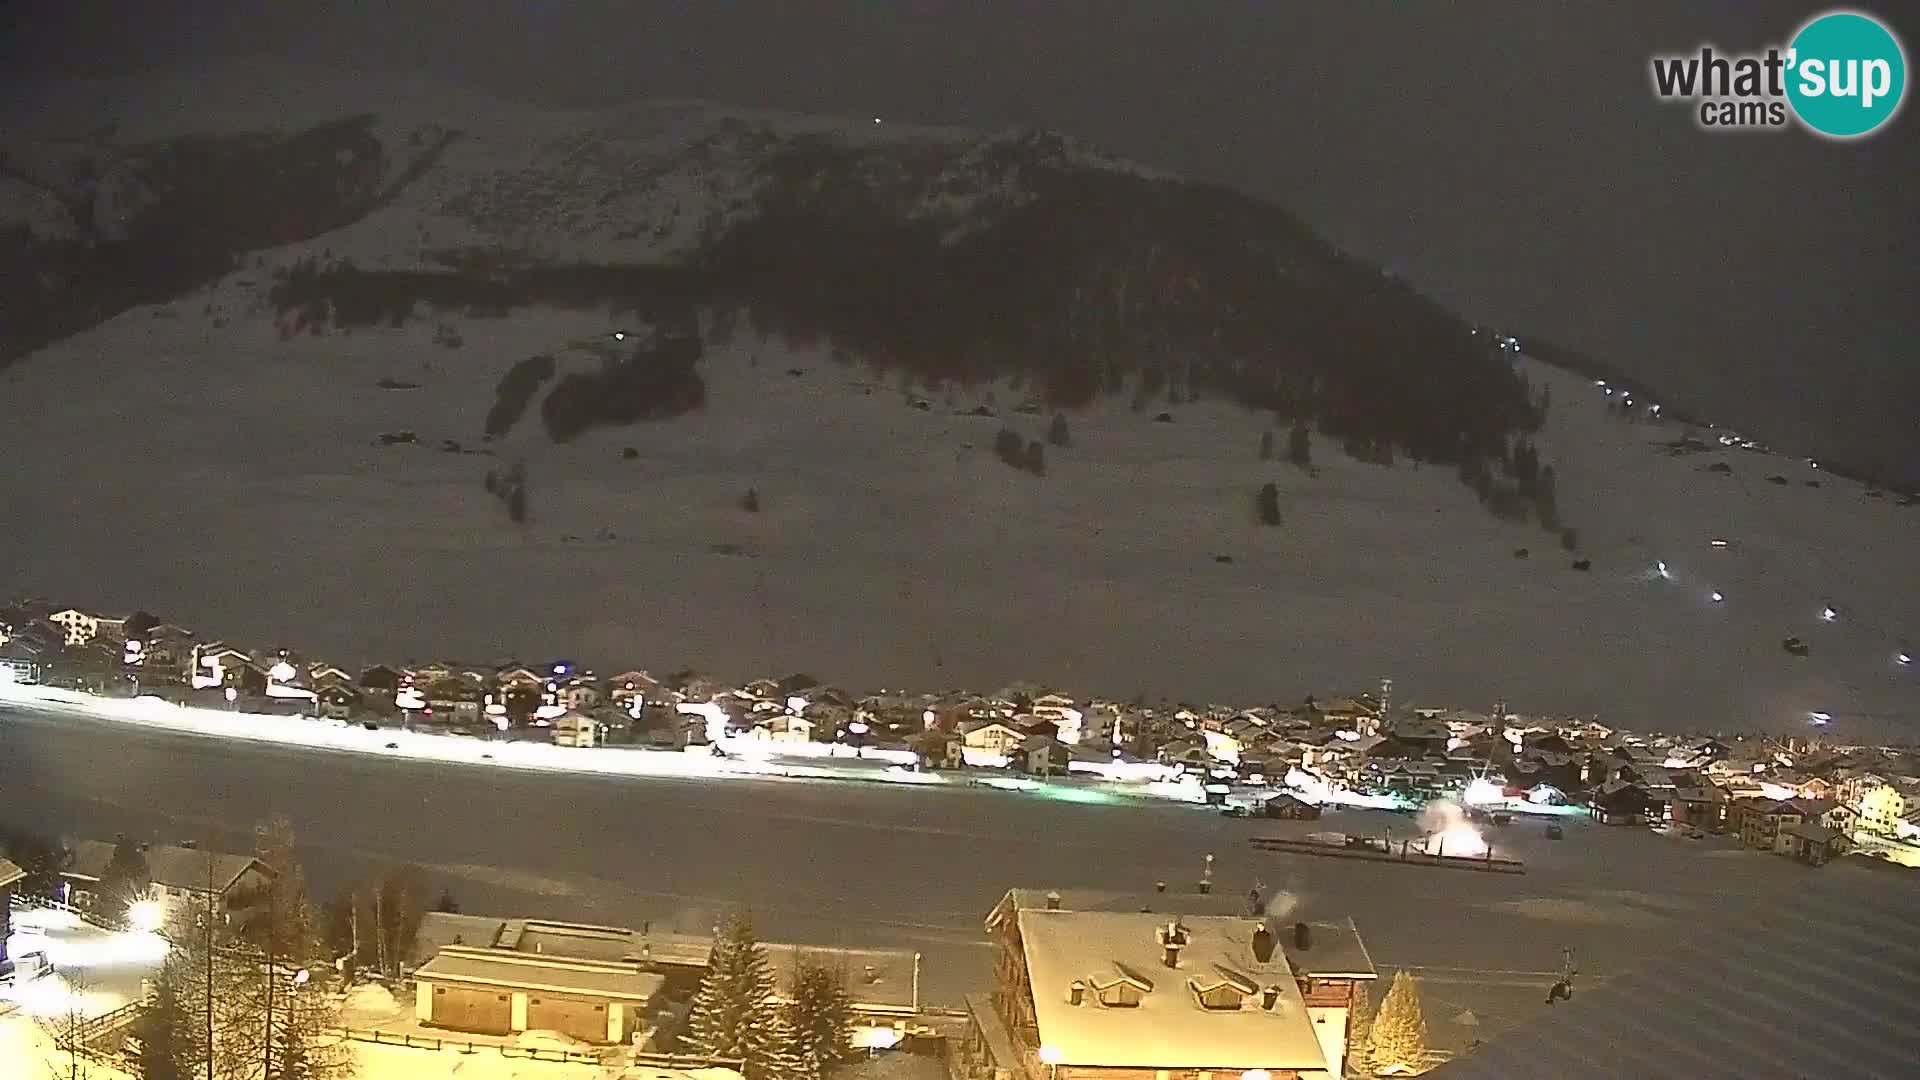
{"left": 0, "top": 950, "right": 53, "bottom": 986}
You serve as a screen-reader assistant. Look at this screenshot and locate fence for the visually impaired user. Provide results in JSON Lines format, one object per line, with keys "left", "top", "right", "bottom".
{"left": 329, "top": 1025, "right": 602, "bottom": 1064}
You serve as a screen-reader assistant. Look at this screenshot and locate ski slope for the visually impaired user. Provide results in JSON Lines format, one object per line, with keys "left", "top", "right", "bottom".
{"left": 0, "top": 61, "right": 1913, "bottom": 741}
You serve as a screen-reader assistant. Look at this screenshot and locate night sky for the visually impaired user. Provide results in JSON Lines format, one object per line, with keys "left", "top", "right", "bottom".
{"left": 5, "top": 1, "right": 1915, "bottom": 480}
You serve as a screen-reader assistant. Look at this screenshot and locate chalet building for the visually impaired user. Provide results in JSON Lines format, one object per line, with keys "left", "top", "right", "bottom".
{"left": 61, "top": 840, "right": 273, "bottom": 922}
{"left": 414, "top": 945, "right": 661, "bottom": 1044}
{"left": 409, "top": 916, "right": 920, "bottom": 1044}
{"left": 1730, "top": 798, "right": 1859, "bottom": 855}
{"left": 963, "top": 721, "right": 1029, "bottom": 757}
{"left": 317, "top": 685, "right": 362, "bottom": 721}
{"left": 1262, "top": 794, "right": 1323, "bottom": 821}
{"left": 1587, "top": 782, "right": 1657, "bottom": 826}
{"left": 1017, "top": 734, "right": 1073, "bottom": 777}
{"left": 1857, "top": 780, "right": 1916, "bottom": 837}
{"left": 1781, "top": 823, "right": 1851, "bottom": 866}
{"left": 1669, "top": 786, "right": 1730, "bottom": 832}
{"left": 962, "top": 890, "right": 1376, "bottom": 1080}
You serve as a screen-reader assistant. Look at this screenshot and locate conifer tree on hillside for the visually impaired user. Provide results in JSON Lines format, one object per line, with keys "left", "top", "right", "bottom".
{"left": 686, "top": 912, "right": 775, "bottom": 1065}
{"left": 1287, "top": 421, "right": 1312, "bottom": 467}
{"left": 784, "top": 960, "right": 856, "bottom": 1080}
{"left": 96, "top": 834, "right": 151, "bottom": 929}
{"left": 1369, "top": 970, "right": 1430, "bottom": 1073}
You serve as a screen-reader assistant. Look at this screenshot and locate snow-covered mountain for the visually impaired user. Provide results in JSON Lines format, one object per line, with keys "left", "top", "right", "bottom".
{"left": 1, "top": 61, "right": 1913, "bottom": 739}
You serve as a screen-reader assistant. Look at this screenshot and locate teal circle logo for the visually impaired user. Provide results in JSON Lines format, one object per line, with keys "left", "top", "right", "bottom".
{"left": 1786, "top": 10, "right": 1907, "bottom": 138}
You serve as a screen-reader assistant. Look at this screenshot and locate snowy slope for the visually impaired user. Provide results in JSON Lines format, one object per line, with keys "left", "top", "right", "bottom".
{"left": 0, "top": 62, "right": 1914, "bottom": 740}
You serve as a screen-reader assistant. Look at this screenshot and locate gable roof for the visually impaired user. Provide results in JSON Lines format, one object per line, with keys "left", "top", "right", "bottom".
{"left": 64, "top": 839, "right": 268, "bottom": 894}
{"left": 0, "top": 857, "right": 25, "bottom": 891}
{"left": 1016, "top": 910, "right": 1327, "bottom": 1070}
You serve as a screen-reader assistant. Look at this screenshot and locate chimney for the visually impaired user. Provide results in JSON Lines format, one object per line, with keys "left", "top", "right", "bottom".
{"left": 1251, "top": 923, "right": 1276, "bottom": 963}
{"left": 1160, "top": 920, "right": 1188, "bottom": 968}
{"left": 1068, "top": 980, "right": 1085, "bottom": 1006}
{"left": 1261, "top": 985, "right": 1281, "bottom": 1010}
{"left": 1294, "top": 922, "right": 1312, "bottom": 951}
{"left": 1045, "top": 890, "right": 1062, "bottom": 911}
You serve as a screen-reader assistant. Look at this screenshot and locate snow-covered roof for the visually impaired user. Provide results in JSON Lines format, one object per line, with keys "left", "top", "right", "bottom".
{"left": 416, "top": 944, "right": 664, "bottom": 1003}
{"left": 1016, "top": 911, "right": 1329, "bottom": 1070}
{"left": 0, "top": 857, "right": 25, "bottom": 890}
{"left": 64, "top": 838, "right": 266, "bottom": 894}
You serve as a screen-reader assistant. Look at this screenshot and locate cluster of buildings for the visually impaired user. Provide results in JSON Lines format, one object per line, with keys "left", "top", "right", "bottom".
{"left": 7, "top": 600, "right": 1919, "bottom": 870}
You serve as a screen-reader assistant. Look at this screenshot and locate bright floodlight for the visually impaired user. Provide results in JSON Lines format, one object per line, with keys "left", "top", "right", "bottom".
{"left": 1710, "top": 591, "right": 1724, "bottom": 603}
{"left": 612, "top": 331, "right": 625, "bottom": 341}
{"left": 1821, "top": 606, "right": 1837, "bottom": 622}
{"left": 1656, "top": 561, "right": 1671, "bottom": 579}
{"left": 1710, "top": 538, "right": 1728, "bottom": 548}
{"left": 1039, "top": 1046, "right": 1063, "bottom": 1066}
{"left": 224, "top": 687, "right": 238, "bottom": 703}
{"left": 128, "top": 898, "right": 165, "bottom": 933}
{"left": 1808, "top": 711, "right": 1832, "bottom": 724}
{"left": 1899, "top": 652, "right": 1913, "bottom": 666}
{"left": 269, "top": 661, "right": 296, "bottom": 683}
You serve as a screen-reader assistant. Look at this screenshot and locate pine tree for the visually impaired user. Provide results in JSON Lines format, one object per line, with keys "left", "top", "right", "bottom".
{"left": 1369, "top": 971, "right": 1430, "bottom": 1073}
{"left": 686, "top": 912, "right": 775, "bottom": 1066}
{"left": 1287, "top": 421, "right": 1312, "bottom": 467}
{"left": 1047, "top": 412, "right": 1071, "bottom": 448}
{"left": 1256, "top": 482, "right": 1281, "bottom": 526}
{"left": 1345, "top": 982, "right": 1376, "bottom": 1077}
{"left": 131, "top": 955, "right": 197, "bottom": 1080}
{"left": 96, "top": 834, "right": 151, "bottom": 928}
{"left": 752, "top": 1006, "right": 809, "bottom": 1080}
{"left": 784, "top": 960, "right": 855, "bottom": 1080}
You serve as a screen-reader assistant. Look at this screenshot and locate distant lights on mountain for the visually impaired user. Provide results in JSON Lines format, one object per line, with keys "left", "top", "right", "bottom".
{"left": 1899, "top": 651, "right": 1913, "bottom": 666}
{"left": 1656, "top": 560, "right": 1671, "bottom": 579}
{"left": 1821, "top": 606, "right": 1838, "bottom": 622}
{"left": 1808, "top": 711, "right": 1832, "bottom": 725}
{"left": 1710, "top": 538, "right": 1728, "bottom": 548}
{"left": 1710, "top": 591, "right": 1724, "bottom": 603}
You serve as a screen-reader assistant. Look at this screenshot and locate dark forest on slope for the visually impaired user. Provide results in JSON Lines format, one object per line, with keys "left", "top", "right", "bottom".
{"left": 265, "top": 130, "right": 1563, "bottom": 531}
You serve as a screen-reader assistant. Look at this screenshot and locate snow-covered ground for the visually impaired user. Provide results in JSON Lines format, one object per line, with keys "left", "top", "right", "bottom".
{"left": 3, "top": 299, "right": 1914, "bottom": 739}
{"left": 11, "top": 695, "right": 1920, "bottom": 1061}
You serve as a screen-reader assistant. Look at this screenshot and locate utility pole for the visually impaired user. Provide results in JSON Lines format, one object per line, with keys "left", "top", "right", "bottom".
{"left": 205, "top": 850, "right": 215, "bottom": 1080}
{"left": 264, "top": 884, "right": 276, "bottom": 1080}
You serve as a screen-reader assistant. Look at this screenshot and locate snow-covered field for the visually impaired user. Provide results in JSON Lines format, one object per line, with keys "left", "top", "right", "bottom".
{"left": 4, "top": 299, "right": 1914, "bottom": 739}
{"left": 2, "top": 60, "right": 1914, "bottom": 741}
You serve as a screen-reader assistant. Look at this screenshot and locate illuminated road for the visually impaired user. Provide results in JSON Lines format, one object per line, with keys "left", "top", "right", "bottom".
{"left": 5, "top": 699, "right": 1914, "bottom": 1042}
